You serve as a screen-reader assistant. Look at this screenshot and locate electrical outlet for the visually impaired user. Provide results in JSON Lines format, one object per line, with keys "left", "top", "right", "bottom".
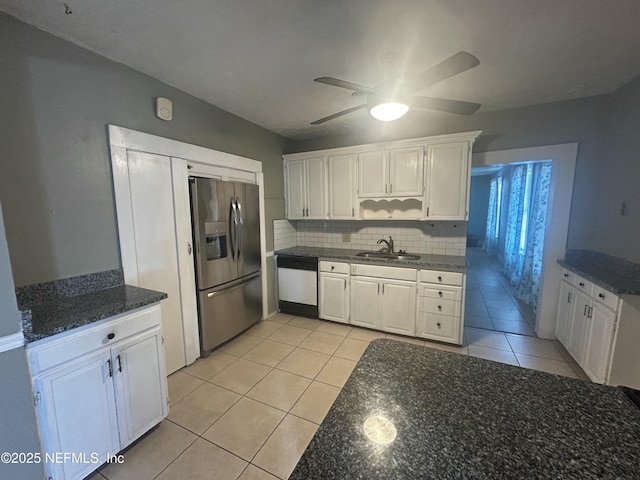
{"left": 342, "top": 233, "right": 351, "bottom": 243}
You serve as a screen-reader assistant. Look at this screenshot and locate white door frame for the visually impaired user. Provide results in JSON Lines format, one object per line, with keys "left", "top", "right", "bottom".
{"left": 109, "top": 125, "right": 267, "bottom": 367}
{"left": 472, "top": 143, "right": 578, "bottom": 339}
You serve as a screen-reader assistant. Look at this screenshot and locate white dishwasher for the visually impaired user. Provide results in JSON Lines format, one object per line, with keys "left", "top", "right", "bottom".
{"left": 277, "top": 255, "right": 318, "bottom": 318}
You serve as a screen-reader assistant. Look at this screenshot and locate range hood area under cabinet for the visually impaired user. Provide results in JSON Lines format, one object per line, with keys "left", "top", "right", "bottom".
{"left": 283, "top": 131, "right": 481, "bottom": 221}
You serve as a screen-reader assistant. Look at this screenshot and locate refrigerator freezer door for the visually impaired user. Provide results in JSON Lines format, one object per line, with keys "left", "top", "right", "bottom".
{"left": 235, "top": 182, "right": 262, "bottom": 278}
{"left": 198, "top": 272, "right": 262, "bottom": 353}
{"left": 191, "top": 178, "right": 237, "bottom": 288}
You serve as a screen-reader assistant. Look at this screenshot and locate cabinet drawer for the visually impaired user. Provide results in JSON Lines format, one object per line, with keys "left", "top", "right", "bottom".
{"left": 593, "top": 286, "right": 619, "bottom": 312}
{"left": 419, "top": 285, "right": 462, "bottom": 301}
{"left": 574, "top": 276, "right": 594, "bottom": 296}
{"left": 320, "top": 261, "right": 349, "bottom": 274}
{"left": 420, "top": 297, "right": 461, "bottom": 317}
{"left": 28, "top": 304, "right": 162, "bottom": 374}
{"left": 418, "top": 313, "right": 460, "bottom": 343}
{"left": 560, "top": 269, "right": 575, "bottom": 284}
{"left": 350, "top": 263, "right": 417, "bottom": 281}
{"left": 419, "top": 270, "right": 463, "bottom": 286}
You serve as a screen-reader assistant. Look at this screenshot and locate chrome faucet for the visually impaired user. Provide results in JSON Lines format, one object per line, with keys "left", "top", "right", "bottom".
{"left": 377, "top": 236, "right": 394, "bottom": 253}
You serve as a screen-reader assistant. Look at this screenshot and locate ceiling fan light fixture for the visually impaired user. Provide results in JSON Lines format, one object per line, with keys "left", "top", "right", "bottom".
{"left": 369, "top": 101, "right": 409, "bottom": 121}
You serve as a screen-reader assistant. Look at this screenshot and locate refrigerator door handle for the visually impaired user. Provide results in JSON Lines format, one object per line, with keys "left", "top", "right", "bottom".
{"left": 229, "top": 198, "right": 237, "bottom": 260}
{"left": 206, "top": 271, "right": 261, "bottom": 297}
{"left": 236, "top": 197, "right": 243, "bottom": 259}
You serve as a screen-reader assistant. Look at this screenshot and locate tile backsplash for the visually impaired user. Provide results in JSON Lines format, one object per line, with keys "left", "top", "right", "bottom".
{"left": 274, "top": 219, "right": 466, "bottom": 256}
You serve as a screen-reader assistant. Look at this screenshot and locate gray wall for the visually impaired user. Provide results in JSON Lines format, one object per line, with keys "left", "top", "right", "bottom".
{"left": 594, "top": 75, "right": 640, "bottom": 263}
{"left": 468, "top": 175, "right": 492, "bottom": 244}
{"left": 0, "top": 13, "right": 289, "bottom": 287}
{"left": 0, "top": 204, "right": 21, "bottom": 337}
{"left": 0, "top": 203, "right": 43, "bottom": 480}
{"left": 288, "top": 96, "right": 610, "bottom": 258}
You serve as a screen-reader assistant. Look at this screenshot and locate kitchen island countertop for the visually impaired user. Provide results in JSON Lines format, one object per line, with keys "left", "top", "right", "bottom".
{"left": 291, "top": 339, "right": 640, "bottom": 479}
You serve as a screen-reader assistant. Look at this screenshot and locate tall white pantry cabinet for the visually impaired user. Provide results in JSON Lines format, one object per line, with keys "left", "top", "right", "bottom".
{"left": 283, "top": 131, "right": 481, "bottom": 221}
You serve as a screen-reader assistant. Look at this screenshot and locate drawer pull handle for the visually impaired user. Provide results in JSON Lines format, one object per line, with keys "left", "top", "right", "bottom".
{"left": 598, "top": 293, "right": 605, "bottom": 299}
{"left": 438, "top": 291, "right": 443, "bottom": 297}
{"left": 107, "top": 333, "right": 115, "bottom": 340}
{"left": 579, "top": 282, "right": 585, "bottom": 287}
{"left": 436, "top": 322, "right": 441, "bottom": 328}
{"left": 331, "top": 266, "right": 335, "bottom": 271}
{"left": 563, "top": 273, "right": 569, "bottom": 277}
{"left": 437, "top": 305, "right": 442, "bottom": 311}
{"left": 437, "top": 276, "right": 443, "bottom": 282}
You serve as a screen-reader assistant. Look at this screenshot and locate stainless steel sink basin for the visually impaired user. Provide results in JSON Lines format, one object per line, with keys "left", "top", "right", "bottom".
{"left": 355, "top": 251, "right": 420, "bottom": 261}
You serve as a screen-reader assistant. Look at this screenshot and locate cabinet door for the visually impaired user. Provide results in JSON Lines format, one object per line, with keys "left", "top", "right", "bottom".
{"left": 568, "top": 289, "right": 591, "bottom": 366}
{"left": 328, "top": 153, "right": 357, "bottom": 219}
{"left": 380, "top": 280, "right": 417, "bottom": 336}
{"left": 555, "top": 281, "right": 575, "bottom": 348}
{"left": 319, "top": 273, "right": 350, "bottom": 323}
{"left": 350, "top": 277, "right": 380, "bottom": 329}
{"left": 305, "top": 157, "right": 327, "bottom": 219}
{"left": 358, "top": 151, "right": 388, "bottom": 197}
{"left": 389, "top": 147, "right": 423, "bottom": 197}
{"left": 35, "top": 350, "right": 120, "bottom": 480}
{"left": 285, "top": 159, "right": 306, "bottom": 219}
{"left": 583, "top": 303, "right": 616, "bottom": 384}
{"left": 425, "top": 142, "right": 470, "bottom": 220}
{"left": 113, "top": 326, "right": 168, "bottom": 448}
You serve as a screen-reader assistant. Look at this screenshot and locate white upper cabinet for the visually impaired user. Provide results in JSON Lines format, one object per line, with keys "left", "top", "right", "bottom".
{"left": 425, "top": 141, "right": 471, "bottom": 220}
{"left": 358, "top": 147, "right": 423, "bottom": 198}
{"left": 358, "top": 151, "right": 388, "bottom": 197}
{"left": 285, "top": 157, "right": 327, "bottom": 219}
{"left": 328, "top": 153, "right": 357, "bottom": 219}
{"left": 282, "top": 131, "right": 480, "bottom": 222}
{"left": 389, "top": 147, "right": 424, "bottom": 197}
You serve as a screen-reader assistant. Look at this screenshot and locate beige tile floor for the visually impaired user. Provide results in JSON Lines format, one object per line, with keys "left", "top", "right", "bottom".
{"left": 91, "top": 312, "right": 588, "bottom": 480}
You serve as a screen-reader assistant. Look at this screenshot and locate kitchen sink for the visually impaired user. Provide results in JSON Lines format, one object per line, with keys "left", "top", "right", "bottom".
{"left": 355, "top": 251, "right": 421, "bottom": 261}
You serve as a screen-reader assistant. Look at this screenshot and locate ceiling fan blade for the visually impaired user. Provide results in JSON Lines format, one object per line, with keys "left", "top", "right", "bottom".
{"left": 314, "top": 77, "right": 376, "bottom": 95}
{"left": 411, "top": 96, "right": 481, "bottom": 115}
{"left": 407, "top": 51, "right": 480, "bottom": 93}
{"left": 310, "top": 104, "right": 368, "bottom": 125}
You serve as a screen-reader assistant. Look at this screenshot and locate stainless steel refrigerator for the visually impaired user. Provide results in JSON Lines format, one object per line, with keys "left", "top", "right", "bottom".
{"left": 190, "top": 177, "right": 262, "bottom": 354}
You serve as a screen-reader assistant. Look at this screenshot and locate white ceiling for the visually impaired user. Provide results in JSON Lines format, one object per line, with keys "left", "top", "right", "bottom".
{"left": 2, "top": 0, "right": 640, "bottom": 142}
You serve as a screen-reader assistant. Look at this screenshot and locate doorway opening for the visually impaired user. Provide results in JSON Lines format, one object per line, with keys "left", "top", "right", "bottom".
{"left": 466, "top": 161, "right": 552, "bottom": 337}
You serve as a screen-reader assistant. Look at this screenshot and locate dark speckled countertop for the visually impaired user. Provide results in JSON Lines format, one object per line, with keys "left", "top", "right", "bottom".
{"left": 275, "top": 246, "right": 466, "bottom": 272}
{"left": 558, "top": 250, "right": 640, "bottom": 295}
{"left": 291, "top": 339, "right": 640, "bottom": 479}
{"left": 18, "top": 269, "right": 167, "bottom": 343}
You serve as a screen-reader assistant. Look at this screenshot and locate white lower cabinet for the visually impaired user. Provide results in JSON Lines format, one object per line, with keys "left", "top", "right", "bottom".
{"left": 319, "top": 261, "right": 350, "bottom": 324}
{"left": 28, "top": 304, "right": 168, "bottom": 480}
{"left": 416, "top": 270, "right": 465, "bottom": 344}
{"left": 555, "top": 268, "right": 620, "bottom": 384}
{"left": 349, "top": 264, "right": 417, "bottom": 336}
{"left": 379, "top": 280, "right": 417, "bottom": 336}
{"left": 583, "top": 301, "right": 616, "bottom": 384}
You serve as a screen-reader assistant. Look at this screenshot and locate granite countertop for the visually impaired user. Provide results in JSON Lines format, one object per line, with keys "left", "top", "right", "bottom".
{"left": 18, "top": 269, "right": 167, "bottom": 343}
{"left": 275, "top": 246, "right": 466, "bottom": 272}
{"left": 558, "top": 250, "right": 640, "bottom": 295}
{"left": 291, "top": 339, "right": 640, "bottom": 479}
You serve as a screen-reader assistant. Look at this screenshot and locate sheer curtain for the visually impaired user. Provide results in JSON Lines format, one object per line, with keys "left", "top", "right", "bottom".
{"left": 503, "top": 165, "right": 527, "bottom": 284}
{"left": 483, "top": 176, "right": 500, "bottom": 255}
{"left": 513, "top": 162, "right": 552, "bottom": 310}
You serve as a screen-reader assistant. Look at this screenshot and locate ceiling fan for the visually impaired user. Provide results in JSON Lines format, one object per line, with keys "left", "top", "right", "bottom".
{"left": 311, "top": 51, "right": 481, "bottom": 125}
